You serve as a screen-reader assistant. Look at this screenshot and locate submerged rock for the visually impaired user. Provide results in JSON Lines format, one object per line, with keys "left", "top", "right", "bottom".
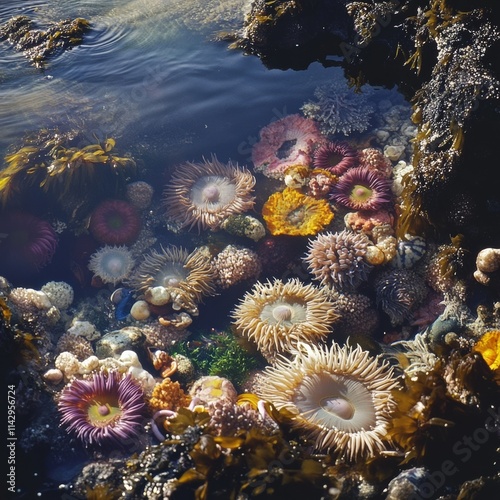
{"left": 224, "top": 0, "right": 354, "bottom": 70}
{"left": 95, "top": 326, "right": 145, "bottom": 358}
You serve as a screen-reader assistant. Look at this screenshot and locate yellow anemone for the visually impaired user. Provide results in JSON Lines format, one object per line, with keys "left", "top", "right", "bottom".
{"left": 262, "top": 187, "right": 334, "bottom": 236}
{"left": 473, "top": 330, "right": 500, "bottom": 371}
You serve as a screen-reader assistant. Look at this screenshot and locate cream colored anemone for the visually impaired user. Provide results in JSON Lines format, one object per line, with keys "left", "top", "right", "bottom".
{"left": 257, "top": 342, "right": 400, "bottom": 461}
{"left": 163, "top": 155, "right": 256, "bottom": 231}
{"left": 231, "top": 278, "right": 338, "bottom": 357}
{"left": 127, "top": 245, "right": 215, "bottom": 314}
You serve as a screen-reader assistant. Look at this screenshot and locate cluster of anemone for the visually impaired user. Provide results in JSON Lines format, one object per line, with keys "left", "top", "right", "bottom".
{"left": 162, "top": 156, "right": 256, "bottom": 232}
{"left": 330, "top": 166, "right": 393, "bottom": 212}
{"left": 303, "top": 229, "right": 374, "bottom": 291}
{"left": 231, "top": 278, "right": 339, "bottom": 359}
{"left": 358, "top": 148, "right": 393, "bottom": 177}
{"left": 211, "top": 244, "right": 262, "bottom": 289}
{"left": 307, "top": 168, "right": 338, "bottom": 198}
{"left": 89, "top": 199, "right": 142, "bottom": 246}
{"left": 127, "top": 245, "right": 215, "bottom": 316}
{"left": 313, "top": 141, "right": 358, "bottom": 176}
{"left": 0, "top": 211, "right": 58, "bottom": 277}
{"left": 256, "top": 342, "right": 400, "bottom": 461}
{"left": 261, "top": 187, "right": 334, "bottom": 237}
{"left": 88, "top": 245, "right": 135, "bottom": 286}
{"left": 207, "top": 398, "right": 278, "bottom": 437}
{"left": 57, "top": 371, "right": 146, "bottom": 447}
{"left": 251, "top": 114, "right": 324, "bottom": 179}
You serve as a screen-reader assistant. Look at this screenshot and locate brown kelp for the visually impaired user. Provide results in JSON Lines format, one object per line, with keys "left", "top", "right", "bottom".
{"left": 0, "top": 16, "right": 90, "bottom": 68}
{"left": 0, "top": 129, "right": 136, "bottom": 210}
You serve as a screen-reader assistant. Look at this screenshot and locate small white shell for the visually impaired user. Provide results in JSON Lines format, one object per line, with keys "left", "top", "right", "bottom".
{"left": 43, "top": 368, "right": 64, "bottom": 384}
{"left": 130, "top": 300, "right": 150, "bottom": 321}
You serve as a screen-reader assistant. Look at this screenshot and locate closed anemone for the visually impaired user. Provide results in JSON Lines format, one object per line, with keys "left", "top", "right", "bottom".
{"left": 257, "top": 342, "right": 400, "bottom": 461}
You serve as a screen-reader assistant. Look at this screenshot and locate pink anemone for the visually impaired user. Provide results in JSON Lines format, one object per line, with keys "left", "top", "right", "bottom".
{"left": 252, "top": 114, "right": 324, "bottom": 180}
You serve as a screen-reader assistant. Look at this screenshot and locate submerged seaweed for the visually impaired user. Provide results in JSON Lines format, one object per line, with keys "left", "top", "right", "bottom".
{"left": 0, "top": 15, "right": 90, "bottom": 67}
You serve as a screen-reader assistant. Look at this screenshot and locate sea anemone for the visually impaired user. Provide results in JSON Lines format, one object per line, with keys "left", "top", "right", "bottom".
{"left": 58, "top": 371, "right": 146, "bottom": 447}
{"left": 89, "top": 199, "right": 141, "bottom": 245}
{"left": 127, "top": 245, "right": 215, "bottom": 315}
{"left": 256, "top": 342, "right": 400, "bottom": 461}
{"left": 330, "top": 167, "right": 393, "bottom": 212}
{"left": 262, "top": 187, "right": 334, "bottom": 236}
{"left": 231, "top": 278, "right": 339, "bottom": 358}
{"left": 313, "top": 142, "right": 358, "bottom": 176}
{"left": 88, "top": 245, "right": 135, "bottom": 286}
{"left": 163, "top": 156, "right": 255, "bottom": 232}
{"left": 303, "top": 229, "right": 374, "bottom": 290}
{"left": 473, "top": 330, "right": 500, "bottom": 371}
{"left": 252, "top": 114, "right": 324, "bottom": 180}
{"left": 0, "top": 211, "right": 57, "bottom": 275}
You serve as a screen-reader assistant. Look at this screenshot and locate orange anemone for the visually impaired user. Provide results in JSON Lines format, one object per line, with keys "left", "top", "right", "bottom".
{"left": 262, "top": 187, "right": 334, "bottom": 236}
{"left": 473, "top": 330, "right": 500, "bottom": 371}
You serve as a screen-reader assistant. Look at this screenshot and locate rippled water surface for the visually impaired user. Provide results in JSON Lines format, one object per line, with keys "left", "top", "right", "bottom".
{"left": 0, "top": 0, "right": 370, "bottom": 169}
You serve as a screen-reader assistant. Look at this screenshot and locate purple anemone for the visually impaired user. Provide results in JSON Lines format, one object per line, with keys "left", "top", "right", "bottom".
{"left": 0, "top": 211, "right": 57, "bottom": 276}
{"left": 313, "top": 142, "right": 358, "bottom": 176}
{"left": 330, "top": 166, "right": 393, "bottom": 212}
{"left": 58, "top": 371, "right": 145, "bottom": 447}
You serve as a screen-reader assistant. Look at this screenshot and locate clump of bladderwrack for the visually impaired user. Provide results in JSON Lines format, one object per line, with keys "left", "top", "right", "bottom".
{"left": 122, "top": 406, "right": 339, "bottom": 499}
{"left": 0, "top": 129, "right": 136, "bottom": 211}
{"left": 387, "top": 335, "right": 500, "bottom": 482}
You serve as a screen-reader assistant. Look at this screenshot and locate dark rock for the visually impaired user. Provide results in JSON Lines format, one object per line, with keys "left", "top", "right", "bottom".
{"left": 0, "top": 16, "right": 90, "bottom": 68}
